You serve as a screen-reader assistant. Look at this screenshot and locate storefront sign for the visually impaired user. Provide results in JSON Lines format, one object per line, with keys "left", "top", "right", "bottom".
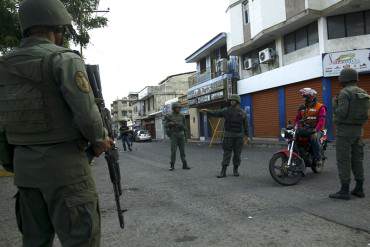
{"left": 198, "top": 95, "right": 211, "bottom": 104}
{"left": 187, "top": 74, "right": 232, "bottom": 100}
{"left": 187, "top": 74, "right": 235, "bottom": 106}
{"left": 188, "top": 80, "right": 224, "bottom": 99}
{"left": 188, "top": 98, "right": 198, "bottom": 106}
{"left": 211, "top": 91, "right": 224, "bottom": 100}
{"left": 323, "top": 49, "right": 370, "bottom": 77}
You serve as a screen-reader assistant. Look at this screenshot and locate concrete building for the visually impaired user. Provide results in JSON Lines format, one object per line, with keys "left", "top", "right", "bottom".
{"left": 185, "top": 32, "right": 239, "bottom": 141}
{"left": 138, "top": 72, "right": 195, "bottom": 139}
{"left": 111, "top": 94, "right": 137, "bottom": 134}
{"left": 227, "top": 0, "right": 370, "bottom": 140}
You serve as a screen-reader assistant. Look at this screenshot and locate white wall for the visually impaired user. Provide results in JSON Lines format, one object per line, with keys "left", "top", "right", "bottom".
{"left": 250, "top": 0, "right": 286, "bottom": 38}
{"left": 227, "top": 3, "right": 245, "bottom": 50}
{"left": 307, "top": 0, "right": 342, "bottom": 10}
{"left": 155, "top": 117, "right": 164, "bottom": 140}
{"left": 238, "top": 55, "right": 323, "bottom": 95}
{"left": 283, "top": 43, "right": 320, "bottom": 65}
{"left": 325, "top": 34, "right": 370, "bottom": 53}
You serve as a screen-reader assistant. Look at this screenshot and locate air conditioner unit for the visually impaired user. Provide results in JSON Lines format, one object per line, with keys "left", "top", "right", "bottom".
{"left": 259, "top": 48, "right": 276, "bottom": 64}
{"left": 216, "top": 58, "right": 228, "bottom": 74}
{"left": 243, "top": 58, "right": 257, "bottom": 70}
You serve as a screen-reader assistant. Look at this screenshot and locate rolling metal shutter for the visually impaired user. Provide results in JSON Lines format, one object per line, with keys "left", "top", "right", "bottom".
{"left": 252, "top": 89, "right": 280, "bottom": 138}
{"left": 332, "top": 75, "right": 370, "bottom": 138}
{"left": 285, "top": 79, "right": 323, "bottom": 124}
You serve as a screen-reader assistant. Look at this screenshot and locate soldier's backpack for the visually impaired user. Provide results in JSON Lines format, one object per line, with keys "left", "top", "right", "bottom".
{"left": 343, "top": 86, "right": 370, "bottom": 125}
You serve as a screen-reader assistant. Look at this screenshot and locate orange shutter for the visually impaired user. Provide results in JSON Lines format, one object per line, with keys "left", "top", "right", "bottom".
{"left": 252, "top": 89, "right": 280, "bottom": 138}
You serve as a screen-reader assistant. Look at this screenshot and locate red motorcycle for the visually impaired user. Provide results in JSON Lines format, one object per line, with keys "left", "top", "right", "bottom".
{"left": 269, "top": 125, "right": 328, "bottom": 186}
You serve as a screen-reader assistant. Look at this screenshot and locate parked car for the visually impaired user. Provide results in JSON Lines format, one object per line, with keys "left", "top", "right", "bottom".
{"left": 135, "top": 130, "right": 152, "bottom": 142}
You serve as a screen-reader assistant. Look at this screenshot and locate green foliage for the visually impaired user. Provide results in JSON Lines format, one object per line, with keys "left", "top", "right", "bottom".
{"left": 0, "top": 0, "right": 21, "bottom": 54}
{"left": 0, "top": 0, "right": 108, "bottom": 54}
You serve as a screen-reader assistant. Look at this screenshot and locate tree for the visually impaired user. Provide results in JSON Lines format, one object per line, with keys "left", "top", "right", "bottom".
{"left": 0, "top": 0, "right": 108, "bottom": 54}
{"left": 0, "top": 0, "right": 21, "bottom": 54}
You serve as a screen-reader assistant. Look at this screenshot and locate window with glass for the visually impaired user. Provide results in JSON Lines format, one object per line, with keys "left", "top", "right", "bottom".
{"left": 243, "top": 1, "right": 249, "bottom": 25}
{"left": 284, "top": 22, "right": 319, "bottom": 54}
{"left": 199, "top": 58, "right": 207, "bottom": 74}
{"left": 328, "top": 11, "right": 370, "bottom": 39}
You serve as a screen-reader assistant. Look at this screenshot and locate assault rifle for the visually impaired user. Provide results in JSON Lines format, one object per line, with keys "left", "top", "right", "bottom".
{"left": 86, "top": 65, "right": 126, "bottom": 229}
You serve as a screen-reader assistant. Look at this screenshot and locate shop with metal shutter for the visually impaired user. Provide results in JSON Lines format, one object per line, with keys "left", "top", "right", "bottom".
{"left": 285, "top": 79, "right": 323, "bottom": 124}
{"left": 331, "top": 75, "right": 370, "bottom": 139}
{"left": 252, "top": 89, "right": 280, "bottom": 138}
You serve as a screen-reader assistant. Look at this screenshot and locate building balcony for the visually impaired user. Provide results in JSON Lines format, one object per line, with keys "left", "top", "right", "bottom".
{"left": 189, "top": 59, "right": 239, "bottom": 88}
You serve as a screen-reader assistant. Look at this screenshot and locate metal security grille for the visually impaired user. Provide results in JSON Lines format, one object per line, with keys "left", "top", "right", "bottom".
{"left": 252, "top": 89, "right": 280, "bottom": 138}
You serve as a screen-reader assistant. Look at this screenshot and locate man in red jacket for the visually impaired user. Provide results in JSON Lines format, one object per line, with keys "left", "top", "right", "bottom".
{"left": 295, "top": 88, "right": 327, "bottom": 167}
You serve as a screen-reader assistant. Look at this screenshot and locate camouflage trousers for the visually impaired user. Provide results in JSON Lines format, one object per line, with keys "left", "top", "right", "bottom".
{"left": 222, "top": 137, "right": 244, "bottom": 167}
{"left": 170, "top": 134, "right": 187, "bottom": 165}
{"left": 336, "top": 136, "right": 365, "bottom": 184}
{"left": 15, "top": 178, "right": 100, "bottom": 247}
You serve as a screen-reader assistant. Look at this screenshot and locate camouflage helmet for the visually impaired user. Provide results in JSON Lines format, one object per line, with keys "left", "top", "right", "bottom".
{"left": 229, "top": 94, "right": 241, "bottom": 104}
{"left": 19, "top": 0, "right": 72, "bottom": 33}
{"left": 339, "top": 68, "right": 359, "bottom": 84}
{"left": 172, "top": 102, "right": 181, "bottom": 110}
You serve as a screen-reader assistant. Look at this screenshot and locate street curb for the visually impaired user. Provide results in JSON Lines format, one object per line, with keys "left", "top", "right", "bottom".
{"left": 186, "top": 139, "right": 370, "bottom": 150}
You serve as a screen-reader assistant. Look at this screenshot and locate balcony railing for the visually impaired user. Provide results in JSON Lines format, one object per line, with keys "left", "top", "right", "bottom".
{"left": 188, "top": 58, "right": 239, "bottom": 88}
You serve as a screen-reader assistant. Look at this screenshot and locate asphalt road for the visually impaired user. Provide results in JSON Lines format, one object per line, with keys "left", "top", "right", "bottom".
{"left": 1, "top": 141, "right": 370, "bottom": 247}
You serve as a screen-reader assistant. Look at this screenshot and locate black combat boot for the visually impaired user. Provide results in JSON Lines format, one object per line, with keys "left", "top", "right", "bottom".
{"left": 351, "top": 180, "right": 365, "bottom": 198}
{"left": 233, "top": 166, "right": 240, "bottom": 177}
{"left": 169, "top": 163, "right": 174, "bottom": 171}
{"left": 182, "top": 161, "right": 191, "bottom": 170}
{"left": 217, "top": 166, "right": 227, "bottom": 178}
{"left": 329, "top": 183, "right": 350, "bottom": 200}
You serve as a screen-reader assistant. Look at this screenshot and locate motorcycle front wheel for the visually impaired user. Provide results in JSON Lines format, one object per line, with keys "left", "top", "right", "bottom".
{"left": 269, "top": 153, "right": 304, "bottom": 186}
{"left": 311, "top": 158, "right": 325, "bottom": 174}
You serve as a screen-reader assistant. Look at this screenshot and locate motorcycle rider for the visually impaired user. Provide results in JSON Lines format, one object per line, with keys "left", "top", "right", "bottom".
{"left": 295, "top": 88, "right": 327, "bottom": 167}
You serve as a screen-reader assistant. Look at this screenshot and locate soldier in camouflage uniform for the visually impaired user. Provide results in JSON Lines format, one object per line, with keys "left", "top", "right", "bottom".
{"left": 164, "top": 102, "right": 190, "bottom": 171}
{"left": 329, "top": 68, "right": 370, "bottom": 200}
{"left": 201, "top": 95, "right": 249, "bottom": 178}
{"left": 0, "top": 0, "right": 113, "bottom": 246}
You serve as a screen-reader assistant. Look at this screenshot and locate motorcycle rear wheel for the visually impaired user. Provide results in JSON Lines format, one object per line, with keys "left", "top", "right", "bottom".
{"left": 269, "top": 153, "right": 304, "bottom": 186}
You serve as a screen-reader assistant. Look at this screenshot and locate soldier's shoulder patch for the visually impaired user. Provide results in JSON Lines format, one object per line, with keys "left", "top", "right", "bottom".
{"left": 75, "top": 71, "right": 91, "bottom": 93}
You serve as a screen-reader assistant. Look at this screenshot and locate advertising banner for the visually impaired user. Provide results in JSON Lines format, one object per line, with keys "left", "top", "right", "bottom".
{"left": 323, "top": 49, "right": 370, "bottom": 77}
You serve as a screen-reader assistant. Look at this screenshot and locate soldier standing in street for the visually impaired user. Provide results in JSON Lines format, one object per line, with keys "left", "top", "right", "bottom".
{"left": 164, "top": 102, "right": 190, "bottom": 171}
{"left": 119, "top": 121, "right": 132, "bottom": 152}
{"left": 201, "top": 95, "right": 249, "bottom": 178}
{"left": 330, "top": 68, "right": 370, "bottom": 200}
{"left": 0, "top": 0, "right": 112, "bottom": 245}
